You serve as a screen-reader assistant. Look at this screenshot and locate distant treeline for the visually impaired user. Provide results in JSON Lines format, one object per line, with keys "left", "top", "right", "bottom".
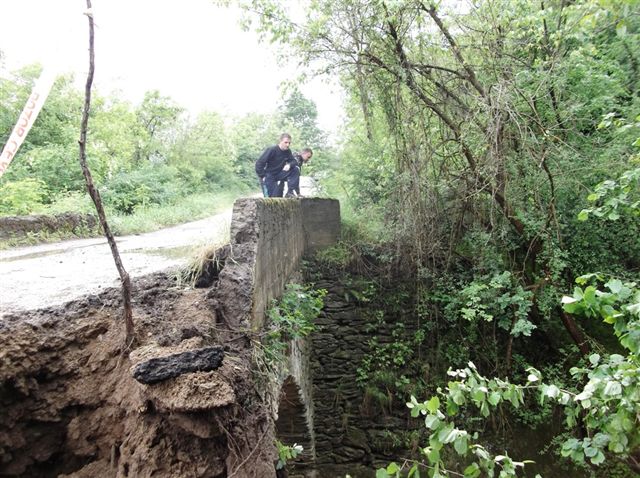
{"left": 0, "top": 63, "right": 328, "bottom": 215}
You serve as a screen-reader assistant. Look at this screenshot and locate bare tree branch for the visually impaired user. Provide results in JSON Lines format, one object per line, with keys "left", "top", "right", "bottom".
{"left": 79, "top": 0, "right": 135, "bottom": 347}
{"left": 421, "top": 2, "right": 487, "bottom": 98}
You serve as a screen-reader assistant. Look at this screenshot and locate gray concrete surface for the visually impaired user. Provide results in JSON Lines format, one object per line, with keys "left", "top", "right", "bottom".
{"left": 0, "top": 210, "right": 232, "bottom": 315}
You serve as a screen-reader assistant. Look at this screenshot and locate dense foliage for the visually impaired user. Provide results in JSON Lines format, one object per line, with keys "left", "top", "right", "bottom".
{"left": 3, "top": 0, "right": 639, "bottom": 474}
{"left": 239, "top": 0, "right": 639, "bottom": 475}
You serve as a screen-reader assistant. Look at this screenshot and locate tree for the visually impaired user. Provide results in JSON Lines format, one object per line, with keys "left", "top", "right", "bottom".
{"left": 134, "top": 90, "right": 184, "bottom": 163}
{"left": 279, "top": 87, "right": 325, "bottom": 148}
{"left": 169, "top": 111, "right": 235, "bottom": 189}
{"left": 78, "top": 0, "right": 134, "bottom": 346}
{"left": 230, "top": 112, "right": 283, "bottom": 185}
{"left": 1, "top": 67, "right": 85, "bottom": 207}
{"left": 89, "top": 94, "right": 141, "bottom": 178}
{"left": 239, "top": 0, "right": 639, "bottom": 361}
{"left": 389, "top": 149, "right": 640, "bottom": 476}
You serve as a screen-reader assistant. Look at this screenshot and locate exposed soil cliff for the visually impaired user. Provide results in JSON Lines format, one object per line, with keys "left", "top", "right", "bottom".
{"left": 0, "top": 272, "right": 275, "bottom": 478}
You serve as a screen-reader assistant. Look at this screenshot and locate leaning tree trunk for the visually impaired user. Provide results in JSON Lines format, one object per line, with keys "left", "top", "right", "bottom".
{"left": 78, "top": 0, "right": 135, "bottom": 347}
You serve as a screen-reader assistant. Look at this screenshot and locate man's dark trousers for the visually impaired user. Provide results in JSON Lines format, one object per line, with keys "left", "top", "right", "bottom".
{"left": 265, "top": 167, "right": 300, "bottom": 197}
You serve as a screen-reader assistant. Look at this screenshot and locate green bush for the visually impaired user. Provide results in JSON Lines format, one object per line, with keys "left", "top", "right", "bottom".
{"left": 41, "top": 191, "right": 95, "bottom": 215}
{"left": 0, "top": 178, "right": 48, "bottom": 215}
{"left": 25, "top": 144, "right": 86, "bottom": 196}
{"left": 101, "top": 165, "right": 183, "bottom": 214}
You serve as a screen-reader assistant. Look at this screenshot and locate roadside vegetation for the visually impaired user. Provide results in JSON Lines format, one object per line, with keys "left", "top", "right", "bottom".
{"left": 0, "top": 65, "right": 330, "bottom": 244}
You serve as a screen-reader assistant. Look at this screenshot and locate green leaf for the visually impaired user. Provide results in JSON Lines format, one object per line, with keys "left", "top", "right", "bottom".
{"left": 545, "top": 384, "right": 560, "bottom": 399}
{"left": 563, "top": 301, "right": 580, "bottom": 314}
{"left": 428, "top": 447, "right": 440, "bottom": 465}
{"left": 424, "top": 414, "right": 440, "bottom": 430}
{"left": 376, "top": 469, "right": 390, "bottom": 478}
{"left": 603, "top": 381, "right": 622, "bottom": 396}
{"left": 611, "top": 441, "right": 625, "bottom": 453}
{"left": 454, "top": 435, "right": 468, "bottom": 455}
{"left": 591, "top": 450, "right": 605, "bottom": 465}
{"left": 583, "top": 286, "right": 597, "bottom": 305}
{"left": 426, "top": 396, "right": 440, "bottom": 413}
{"left": 488, "top": 391, "right": 501, "bottom": 406}
{"left": 446, "top": 399, "right": 459, "bottom": 416}
{"left": 437, "top": 424, "right": 455, "bottom": 443}
{"left": 471, "top": 389, "right": 485, "bottom": 403}
{"left": 386, "top": 462, "right": 400, "bottom": 474}
{"left": 443, "top": 428, "right": 459, "bottom": 444}
{"left": 606, "top": 279, "right": 623, "bottom": 294}
{"left": 463, "top": 463, "right": 481, "bottom": 478}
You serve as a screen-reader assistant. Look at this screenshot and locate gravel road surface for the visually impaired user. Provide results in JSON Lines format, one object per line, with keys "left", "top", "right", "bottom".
{"left": 0, "top": 210, "right": 232, "bottom": 315}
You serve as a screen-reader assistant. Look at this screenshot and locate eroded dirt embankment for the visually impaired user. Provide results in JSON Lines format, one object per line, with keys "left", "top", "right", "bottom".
{"left": 0, "top": 272, "right": 275, "bottom": 478}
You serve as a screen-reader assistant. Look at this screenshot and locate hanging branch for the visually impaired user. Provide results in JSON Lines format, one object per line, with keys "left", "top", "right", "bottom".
{"left": 79, "top": 0, "right": 135, "bottom": 347}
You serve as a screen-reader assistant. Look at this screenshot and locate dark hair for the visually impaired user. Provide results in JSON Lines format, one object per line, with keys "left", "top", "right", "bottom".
{"left": 300, "top": 147, "right": 313, "bottom": 155}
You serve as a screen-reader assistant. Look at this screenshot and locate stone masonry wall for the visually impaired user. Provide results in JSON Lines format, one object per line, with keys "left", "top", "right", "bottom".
{"left": 305, "top": 277, "right": 421, "bottom": 472}
{"left": 0, "top": 213, "right": 98, "bottom": 240}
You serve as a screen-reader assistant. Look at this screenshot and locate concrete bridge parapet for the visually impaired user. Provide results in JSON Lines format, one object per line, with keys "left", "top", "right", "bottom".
{"left": 212, "top": 197, "right": 340, "bottom": 473}
{"left": 216, "top": 197, "right": 340, "bottom": 331}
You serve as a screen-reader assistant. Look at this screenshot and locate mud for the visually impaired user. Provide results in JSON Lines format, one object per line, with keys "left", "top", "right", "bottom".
{"left": 0, "top": 272, "right": 276, "bottom": 478}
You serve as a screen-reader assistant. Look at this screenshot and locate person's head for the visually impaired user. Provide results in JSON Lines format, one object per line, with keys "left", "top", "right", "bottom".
{"left": 278, "top": 133, "right": 292, "bottom": 150}
{"left": 300, "top": 147, "right": 313, "bottom": 163}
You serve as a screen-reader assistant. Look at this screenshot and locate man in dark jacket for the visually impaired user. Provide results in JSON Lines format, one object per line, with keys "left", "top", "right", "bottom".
{"left": 287, "top": 148, "right": 313, "bottom": 197}
{"left": 255, "top": 133, "right": 299, "bottom": 197}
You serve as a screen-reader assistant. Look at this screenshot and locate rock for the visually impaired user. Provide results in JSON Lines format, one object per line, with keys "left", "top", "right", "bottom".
{"left": 132, "top": 346, "right": 224, "bottom": 384}
{"left": 344, "top": 427, "right": 370, "bottom": 452}
{"left": 334, "top": 446, "right": 366, "bottom": 462}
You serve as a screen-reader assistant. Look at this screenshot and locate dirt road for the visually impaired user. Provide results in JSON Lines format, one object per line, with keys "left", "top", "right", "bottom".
{"left": 0, "top": 210, "right": 232, "bottom": 315}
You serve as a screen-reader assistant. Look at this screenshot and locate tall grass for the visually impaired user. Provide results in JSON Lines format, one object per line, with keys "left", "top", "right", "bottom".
{"left": 109, "top": 188, "right": 246, "bottom": 235}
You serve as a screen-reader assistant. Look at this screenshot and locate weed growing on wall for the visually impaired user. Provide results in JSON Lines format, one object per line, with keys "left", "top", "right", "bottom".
{"left": 275, "top": 440, "right": 303, "bottom": 471}
{"left": 253, "top": 283, "right": 327, "bottom": 382}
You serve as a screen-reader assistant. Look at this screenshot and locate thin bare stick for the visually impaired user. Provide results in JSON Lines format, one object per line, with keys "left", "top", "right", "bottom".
{"left": 227, "top": 424, "right": 270, "bottom": 478}
{"left": 79, "top": 0, "right": 135, "bottom": 347}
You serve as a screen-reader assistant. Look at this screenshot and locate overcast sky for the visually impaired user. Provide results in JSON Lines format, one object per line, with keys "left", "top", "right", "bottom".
{"left": 0, "top": 0, "right": 343, "bottom": 133}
